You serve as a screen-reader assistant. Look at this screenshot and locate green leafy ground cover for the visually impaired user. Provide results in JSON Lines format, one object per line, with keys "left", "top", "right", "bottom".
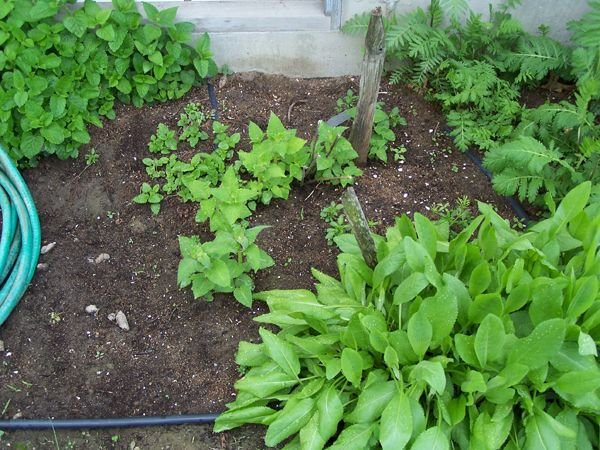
{"left": 0, "top": 0, "right": 216, "bottom": 165}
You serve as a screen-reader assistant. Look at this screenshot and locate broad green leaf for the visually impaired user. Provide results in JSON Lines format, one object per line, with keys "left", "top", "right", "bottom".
{"left": 235, "top": 370, "right": 297, "bottom": 398}
{"left": 474, "top": 314, "right": 506, "bottom": 368}
{"left": 265, "top": 397, "right": 315, "bottom": 447}
{"left": 410, "top": 360, "right": 446, "bottom": 395}
{"left": 553, "top": 370, "right": 600, "bottom": 396}
{"left": 469, "top": 261, "right": 492, "bottom": 297}
{"left": 213, "top": 406, "right": 276, "bottom": 432}
{"left": 96, "top": 24, "right": 116, "bottom": 41}
{"left": 421, "top": 286, "right": 458, "bottom": 347}
{"left": 414, "top": 212, "right": 438, "bottom": 258}
{"left": 567, "top": 276, "right": 598, "bottom": 320}
{"left": 508, "top": 318, "right": 566, "bottom": 370}
{"left": 346, "top": 380, "right": 395, "bottom": 423}
{"left": 317, "top": 386, "right": 343, "bottom": 440}
{"left": 471, "top": 411, "right": 513, "bottom": 450}
{"left": 341, "top": 347, "right": 363, "bottom": 388}
{"left": 205, "top": 259, "right": 231, "bottom": 288}
{"left": 454, "top": 334, "right": 479, "bottom": 366}
{"left": 380, "top": 390, "right": 412, "bottom": 450}
{"left": 299, "top": 412, "right": 326, "bottom": 450}
{"left": 14, "top": 91, "right": 28, "bottom": 107}
{"left": 256, "top": 290, "right": 335, "bottom": 320}
{"left": 236, "top": 341, "right": 268, "bottom": 367}
{"left": 64, "top": 14, "right": 87, "bottom": 37}
{"left": 41, "top": 123, "right": 66, "bottom": 145}
{"left": 410, "top": 426, "right": 449, "bottom": 450}
{"left": 469, "top": 293, "right": 503, "bottom": 324}
{"left": 248, "top": 121, "right": 264, "bottom": 143}
{"left": 407, "top": 309, "right": 432, "bottom": 358}
{"left": 20, "top": 133, "right": 44, "bottom": 158}
{"left": 524, "top": 413, "right": 561, "bottom": 450}
{"left": 259, "top": 328, "right": 300, "bottom": 378}
{"left": 577, "top": 331, "right": 597, "bottom": 356}
{"left": 328, "top": 423, "right": 375, "bottom": 450}
{"left": 394, "top": 272, "right": 430, "bottom": 305}
{"left": 461, "top": 370, "right": 487, "bottom": 393}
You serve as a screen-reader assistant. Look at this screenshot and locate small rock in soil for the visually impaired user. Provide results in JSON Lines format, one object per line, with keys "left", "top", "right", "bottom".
{"left": 108, "top": 313, "right": 116, "bottom": 321}
{"left": 85, "top": 305, "right": 99, "bottom": 315}
{"left": 115, "top": 311, "right": 130, "bottom": 331}
{"left": 0, "top": 340, "right": 4, "bottom": 352}
{"left": 36, "top": 263, "right": 48, "bottom": 271}
{"left": 94, "top": 253, "right": 110, "bottom": 264}
{"left": 40, "top": 242, "right": 56, "bottom": 254}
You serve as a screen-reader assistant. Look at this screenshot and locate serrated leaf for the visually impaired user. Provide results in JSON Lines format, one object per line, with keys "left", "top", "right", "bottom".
{"left": 259, "top": 328, "right": 300, "bottom": 378}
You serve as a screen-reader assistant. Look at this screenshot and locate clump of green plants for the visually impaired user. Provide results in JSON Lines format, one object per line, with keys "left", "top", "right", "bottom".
{"left": 430, "top": 195, "right": 474, "bottom": 237}
{"left": 215, "top": 182, "right": 600, "bottom": 449}
{"left": 0, "top": 0, "right": 217, "bottom": 166}
{"left": 320, "top": 201, "right": 351, "bottom": 245}
{"left": 84, "top": 148, "right": 99, "bottom": 166}
{"left": 238, "top": 113, "right": 309, "bottom": 204}
{"left": 132, "top": 182, "right": 163, "bottom": 215}
{"left": 177, "top": 224, "right": 274, "bottom": 306}
{"left": 177, "top": 102, "right": 209, "bottom": 147}
{"left": 337, "top": 90, "right": 407, "bottom": 163}
{"left": 148, "top": 124, "right": 178, "bottom": 154}
{"left": 307, "top": 122, "right": 363, "bottom": 186}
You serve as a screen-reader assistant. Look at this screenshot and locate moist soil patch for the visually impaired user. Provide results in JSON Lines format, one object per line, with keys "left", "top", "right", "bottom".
{"left": 1, "top": 73, "right": 515, "bottom": 449}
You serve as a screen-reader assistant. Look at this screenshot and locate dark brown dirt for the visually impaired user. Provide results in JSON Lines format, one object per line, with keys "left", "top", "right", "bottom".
{"left": 0, "top": 73, "right": 514, "bottom": 449}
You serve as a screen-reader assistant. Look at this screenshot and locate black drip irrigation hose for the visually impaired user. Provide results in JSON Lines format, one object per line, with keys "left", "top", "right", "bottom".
{"left": 0, "top": 414, "right": 220, "bottom": 431}
{"left": 207, "top": 80, "right": 219, "bottom": 121}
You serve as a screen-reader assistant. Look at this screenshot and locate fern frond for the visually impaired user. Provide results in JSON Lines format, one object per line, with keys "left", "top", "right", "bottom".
{"left": 571, "top": 47, "right": 600, "bottom": 84}
{"left": 501, "top": 35, "right": 570, "bottom": 84}
{"left": 484, "top": 136, "right": 573, "bottom": 202}
{"left": 440, "top": 0, "right": 469, "bottom": 21}
{"left": 429, "top": 0, "right": 444, "bottom": 28}
{"left": 569, "top": 0, "right": 600, "bottom": 47}
{"left": 341, "top": 13, "right": 371, "bottom": 35}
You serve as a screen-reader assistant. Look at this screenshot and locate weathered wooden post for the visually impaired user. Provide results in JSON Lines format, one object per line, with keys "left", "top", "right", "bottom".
{"left": 349, "top": 7, "right": 385, "bottom": 165}
{"left": 342, "top": 187, "right": 377, "bottom": 268}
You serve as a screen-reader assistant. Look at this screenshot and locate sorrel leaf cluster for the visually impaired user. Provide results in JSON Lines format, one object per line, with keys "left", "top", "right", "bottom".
{"left": 0, "top": 0, "right": 216, "bottom": 165}
{"left": 215, "top": 182, "right": 599, "bottom": 449}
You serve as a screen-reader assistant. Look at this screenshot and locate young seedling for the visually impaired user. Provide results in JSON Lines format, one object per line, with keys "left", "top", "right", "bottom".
{"left": 132, "top": 183, "right": 164, "bottom": 215}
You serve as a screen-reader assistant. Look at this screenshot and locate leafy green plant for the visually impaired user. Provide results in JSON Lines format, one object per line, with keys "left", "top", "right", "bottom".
{"left": 178, "top": 102, "right": 208, "bottom": 147}
{"left": 0, "top": 0, "right": 216, "bottom": 166}
{"left": 215, "top": 182, "right": 599, "bottom": 449}
{"left": 430, "top": 195, "right": 474, "bottom": 237}
{"left": 148, "top": 123, "right": 178, "bottom": 154}
{"left": 213, "top": 121, "right": 240, "bottom": 160}
{"left": 132, "top": 182, "right": 163, "bottom": 215}
{"left": 307, "top": 122, "right": 363, "bottom": 186}
{"left": 84, "top": 148, "right": 99, "bottom": 166}
{"left": 178, "top": 224, "right": 274, "bottom": 306}
{"left": 320, "top": 201, "right": 351, "bottom": 246}
{"left": 238, "top": 113, "right": 309, "bottom": 204}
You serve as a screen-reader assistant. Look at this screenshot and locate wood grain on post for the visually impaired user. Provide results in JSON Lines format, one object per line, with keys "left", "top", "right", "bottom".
{"left": 350, "top": 7, "right": 385, "bottom": 165}
{"left": 342, "top": 187, "right": 377, "bottom": 268}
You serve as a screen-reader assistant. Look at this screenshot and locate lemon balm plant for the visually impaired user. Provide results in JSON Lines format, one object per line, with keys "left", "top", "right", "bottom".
{"left": 0, "top": 0, "right": 216, "bottom": 166}
{"left": 215, "top": 182, "right": 599, "bottom": 449}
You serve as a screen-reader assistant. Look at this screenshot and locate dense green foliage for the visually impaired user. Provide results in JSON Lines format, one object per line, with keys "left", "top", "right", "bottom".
{"left": 215, "top": 182, "right": 600, "bottom": 449}
{"left": 343, "top": 0, "right": 600, "bottom": 208}
{"left": 0, "top": 0, "right": 216, "bottom": 165}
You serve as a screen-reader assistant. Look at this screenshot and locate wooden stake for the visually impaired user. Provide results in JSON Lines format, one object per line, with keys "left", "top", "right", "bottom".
{"left": 342, "top": 187, "right": 377, "bottom": 268}
{"left": 349, "top": 7, "right": 385, "bottom": 165}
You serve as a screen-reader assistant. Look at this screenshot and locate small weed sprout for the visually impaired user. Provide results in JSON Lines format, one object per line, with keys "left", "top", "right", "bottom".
{"left": 320, "top": 202, "right": 351, "bottom": 246}
{"left": 148, "top": 123, "right": 178, "bottom": 154}
{"left": 49, "top": 311, "right": 61, "bottom": 325}
{"left": 84, "top": 148, "right": 99, "bottom": 166}
{"left": 431, "top": 195, "right": 474, "bottom": 236}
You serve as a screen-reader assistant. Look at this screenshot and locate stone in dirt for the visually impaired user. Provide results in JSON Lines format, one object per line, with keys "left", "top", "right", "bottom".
{"left": 0, "top": 340, "right": 4, "bottom": 352}
{"left": 94, "top": 253, "right": 110, "bottom": 264}
{"left": 85, "top": 305, "right": 99, "bottom": 315}
{"left": 40, "top": 242, "right": 56, "bottom": 254}
{"left": 115, "top": 311, "right": 130, "bottom": 331}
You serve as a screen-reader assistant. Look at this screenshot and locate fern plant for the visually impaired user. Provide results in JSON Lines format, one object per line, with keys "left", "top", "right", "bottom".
{"left": 568, "top": 0, "right": 600, "bottom": 86}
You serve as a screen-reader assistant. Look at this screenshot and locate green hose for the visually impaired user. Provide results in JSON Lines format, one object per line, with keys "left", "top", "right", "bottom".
{"left": 0, "top": 145, "right": 41, "bottom": 326}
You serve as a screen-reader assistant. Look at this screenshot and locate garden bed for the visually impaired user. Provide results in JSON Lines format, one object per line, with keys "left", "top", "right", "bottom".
{"left": 1, "top": 73, "right": 515, "bottom": 448}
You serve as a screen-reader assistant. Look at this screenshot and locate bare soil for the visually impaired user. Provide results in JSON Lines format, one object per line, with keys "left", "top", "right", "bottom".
{"left": 1, "top": 73, "right": 515, "bottom": 449}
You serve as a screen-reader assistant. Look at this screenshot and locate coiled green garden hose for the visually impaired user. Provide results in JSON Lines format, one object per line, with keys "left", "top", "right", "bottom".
{"left": 0, "top": 145, "right": 41, "bottom": 326}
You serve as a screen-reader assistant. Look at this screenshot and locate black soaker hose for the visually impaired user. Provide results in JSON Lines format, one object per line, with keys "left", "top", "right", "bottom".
{"left": 0, "top": 82, "right": 223, "bottom": 433}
